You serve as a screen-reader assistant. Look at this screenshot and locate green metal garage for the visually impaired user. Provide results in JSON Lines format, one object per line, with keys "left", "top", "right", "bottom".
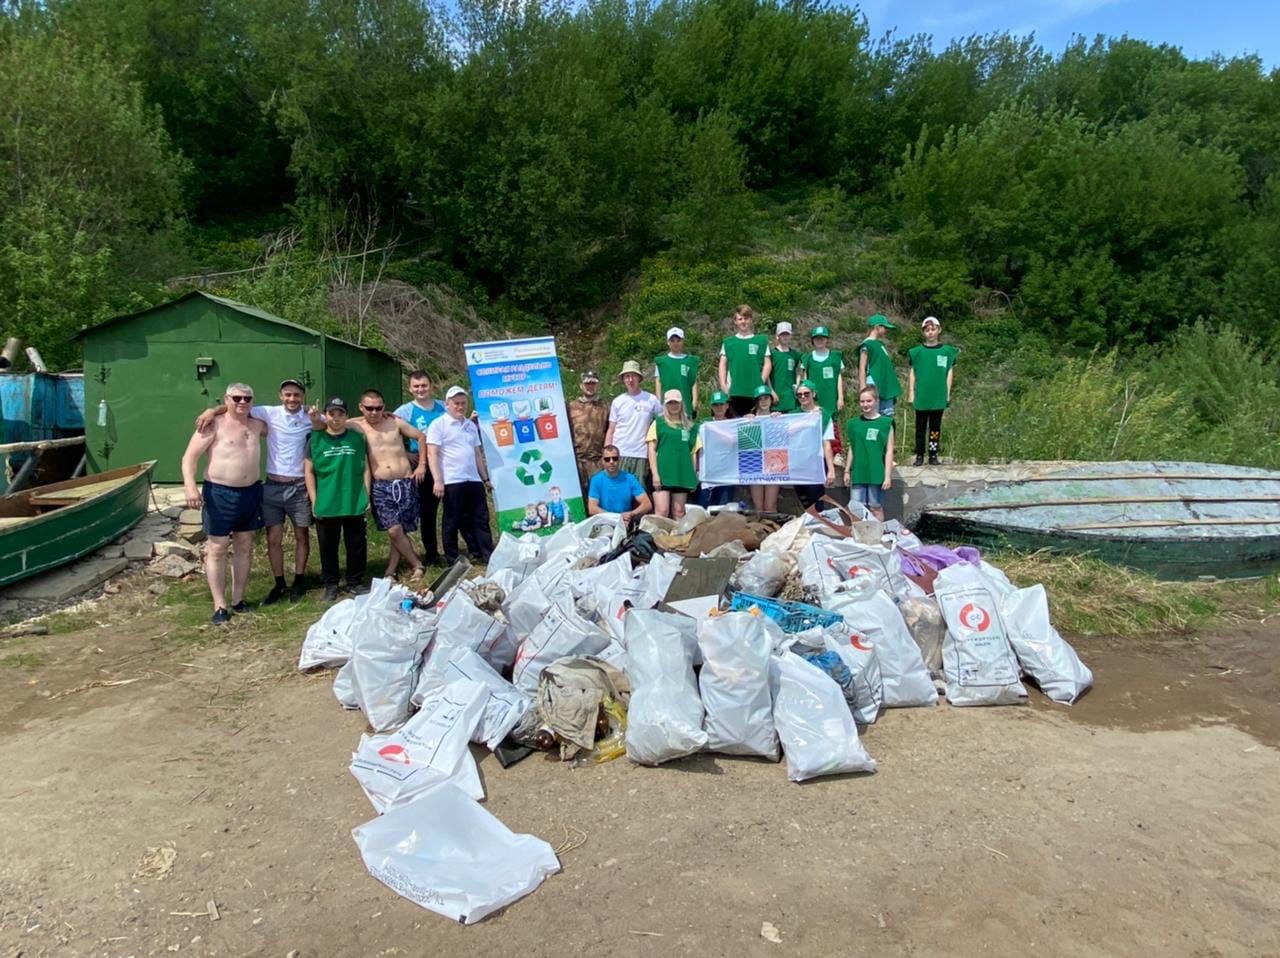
{"left": 77, "top": 291, "right": 402, "bottom": 482}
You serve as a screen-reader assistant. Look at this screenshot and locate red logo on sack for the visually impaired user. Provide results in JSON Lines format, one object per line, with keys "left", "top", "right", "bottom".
{"left": 959, "top": 602, "right": 992, "bottom": 633}
{"left": 378, "top": 744, "right": 411, "bottom": 765}
{"left": 849, "top": 632, "right": 873, "bottom": 652}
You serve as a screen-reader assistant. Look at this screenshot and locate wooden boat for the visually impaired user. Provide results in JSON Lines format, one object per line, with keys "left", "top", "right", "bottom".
{"left": 916, "top": 461, "right": 1280, "bottom": 580}
{"left": 0, "top": 461, "right": 156, "bottom": 588}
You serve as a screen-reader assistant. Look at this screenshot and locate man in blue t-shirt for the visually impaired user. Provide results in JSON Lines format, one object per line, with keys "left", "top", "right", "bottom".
{"left": 587, "top": 444, "right": 653, "bottom": 525}
{"left": 393, "top": 370, "right": 447, "bottom": 564}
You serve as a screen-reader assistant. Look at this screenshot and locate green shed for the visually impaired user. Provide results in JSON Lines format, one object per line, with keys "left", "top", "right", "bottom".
{"left": 77, "top": 291, "right": 403, "bottom": 482}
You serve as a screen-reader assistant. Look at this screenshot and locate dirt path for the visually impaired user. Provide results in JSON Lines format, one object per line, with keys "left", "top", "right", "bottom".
{"left": 1, "top": 599, "right": 1277, "bottom": 957}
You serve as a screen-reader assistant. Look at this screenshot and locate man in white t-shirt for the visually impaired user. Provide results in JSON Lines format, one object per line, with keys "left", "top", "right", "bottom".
{"left": 196, "top": 378, "right": 315, "bottom": 604}
{"left": 604, "top": 360, "right": 662, "bottom": 486}
{"left": 426, "top": 386, "right": 495, "bottom": 565}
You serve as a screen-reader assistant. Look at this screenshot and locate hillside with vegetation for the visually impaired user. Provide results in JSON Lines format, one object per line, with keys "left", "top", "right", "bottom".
{"left": 2, "top": 0, "right": 1278, "bottom": 465}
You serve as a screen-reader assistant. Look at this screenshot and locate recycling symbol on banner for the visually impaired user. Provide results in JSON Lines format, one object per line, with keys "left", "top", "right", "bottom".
{"left": 515, "top": 448, "right": 554, "bottom": 486}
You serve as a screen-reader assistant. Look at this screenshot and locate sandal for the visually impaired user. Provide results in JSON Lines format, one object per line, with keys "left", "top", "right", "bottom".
{"left": 406, "top": 567, "right": 425, "bottom": 585}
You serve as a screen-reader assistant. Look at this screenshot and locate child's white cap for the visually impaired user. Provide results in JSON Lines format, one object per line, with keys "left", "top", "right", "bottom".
{"left": 776, "top": 321, "right": 793, "bottom": 334}
{"left": 663, "top": 389, "right": 684, "bottom": 404}
{"left": 921, "top": 316, "right": 941, "bottom": 328}
{"left": 666, "top": 326, "right": 685, "bottom": 340}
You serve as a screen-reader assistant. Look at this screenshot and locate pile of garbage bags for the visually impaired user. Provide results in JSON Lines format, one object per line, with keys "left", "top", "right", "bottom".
{"left": 298, "top": 506, "right": 1092, "bottom": 924}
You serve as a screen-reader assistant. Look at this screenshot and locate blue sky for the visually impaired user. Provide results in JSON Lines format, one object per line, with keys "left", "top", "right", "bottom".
{"left": 857, "top": 0, "right": 1278, "bottom": 67}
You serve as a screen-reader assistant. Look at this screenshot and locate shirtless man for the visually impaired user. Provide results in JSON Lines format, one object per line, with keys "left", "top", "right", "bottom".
{"left": 181, "top": 383, "right": 268, "bottom": 624}
{"left": 317, "top": 389, "right": 427, "bottom": 582}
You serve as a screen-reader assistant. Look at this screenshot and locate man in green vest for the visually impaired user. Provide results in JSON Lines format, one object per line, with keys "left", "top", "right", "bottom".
{"left": 304, "top": 397, "right": 372, "bottom": 601}
{"left": 718, "top": 303, "right": 772, "bottom": 417}
{"left": 654, "top": 326, "right": 700, "bottom": 417}
{"left": 769, "top": 321, "right": 800, "bottom": 412}
{"left": 858, "top": 314, "right": 902, "bottom": 417}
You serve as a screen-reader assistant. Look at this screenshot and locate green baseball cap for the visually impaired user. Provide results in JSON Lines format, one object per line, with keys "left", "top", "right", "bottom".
{"left": 710, "top": 390, "right": 729, "bottom": 404}
{"left": 753, "top": 384, "right": 772, "bottom": 398}
{"left": 811, "top": 325, "right": 831, "bottom": 338}
{"left": 867, "top": 314, "right": 896, "bottom": 329}
{"left": 796, "top": 379, "right": 818, "bottom": 394}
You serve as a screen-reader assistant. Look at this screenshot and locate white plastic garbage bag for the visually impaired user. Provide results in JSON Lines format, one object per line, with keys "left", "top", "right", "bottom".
{"left": 333, "top": 660, "right": 359, "bottom": 709}
{"left": 512, "top": 593, "right": 612, "bottom": 693}
{"left": 820, "top": 622, "right": 885, "bottom": 726}
{"left": 543, "top": 514, "right": 623, "bottom": 566}
{"left": 1001, "top": 585, "right": 1093, "bottom": 704}
{"left": 433, "top": 588, "right": 517, "bottom": 672}
{"left": 935, "top": 563, "right": 1028, "bottom": 707}
{"left": 624, "top": 610, "right": 708, "bottom": 765}
{"left": 487, "top": 532, "right": 543, "bottom": 586}
{"left": 697, "top": 612, "right": 779, "bottom": 759}
{"left": 349, "top": 604, "right": 439, "bottom": 731}
{"left": 828, "top": 590, "right": 936, "bottom": 707}
{"left": 799, "top": 538, "right": 912, "bottom": 601}
{"left": 730, "top": 550, "right": 790, "bottom": 597}
{"left": 350, "top": 678, "right": 488, "bottom": 811}
{"left": 301, "top": 578, "right": 408, "bottom": 671}
{"left": 412, "top": 645, "right": 532, "bottom": 749}
{"left": 770, "top": 652, "right": 876, "bottom": 782}
{"left": 352, "top": 783, "right": 561, "bottom": 925}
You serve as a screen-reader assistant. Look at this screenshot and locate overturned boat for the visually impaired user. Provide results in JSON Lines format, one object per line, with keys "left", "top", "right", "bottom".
{"left": 916, "top": 461, "right": 1280, "bottom": 580}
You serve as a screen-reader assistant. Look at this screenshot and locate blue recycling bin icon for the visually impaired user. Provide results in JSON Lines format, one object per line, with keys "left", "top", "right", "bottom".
{"left": 514, "top": 418, "right": 537, "bottom": 444}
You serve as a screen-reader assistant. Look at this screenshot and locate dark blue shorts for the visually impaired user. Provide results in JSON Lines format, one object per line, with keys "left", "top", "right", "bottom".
{"left": 371, "top": 477, "right": 420, "bottom": 532}
{"left": 202, "top": 480, "right": 265, "bottom": 537}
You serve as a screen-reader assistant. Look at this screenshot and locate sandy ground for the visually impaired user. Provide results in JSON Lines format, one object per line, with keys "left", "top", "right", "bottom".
{"left": 1, "top": 589, "right": 1278, "bottom": 958}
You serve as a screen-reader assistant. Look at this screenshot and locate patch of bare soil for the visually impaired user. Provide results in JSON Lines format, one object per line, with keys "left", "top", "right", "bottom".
{"left": 1, "top": 604, "right": 1278, "bottom": 958}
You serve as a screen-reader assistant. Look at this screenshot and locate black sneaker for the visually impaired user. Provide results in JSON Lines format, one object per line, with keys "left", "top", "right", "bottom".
{"left": 913, "top": 455, "right": 924, "bottom": 466}
{"left": 231, "top": 600, "right": 251, "bottom": 614}
{"left": 261, "top": 582, "right": 287, "bottom": 606}
{"left": 928, "top": 455, "right": 940, "bottom": 466}
{"left": 211, "top": 607, "right": 231, "bottom": 625}
{"left": 289, "top": 579, "right": 307, "bottom": 602}
{"left": 323, "top": 584, "right": 340, "bottom": 602}
{"left": 343, "top": 580, "right": 369, "bottom": 596}
{"left": 423, "top": 553, "right": 443, "bottom": 566}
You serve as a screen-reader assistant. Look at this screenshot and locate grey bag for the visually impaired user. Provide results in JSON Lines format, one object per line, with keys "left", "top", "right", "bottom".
{"left": 1001, "top": 585, "right": 1093, "bottom": 704}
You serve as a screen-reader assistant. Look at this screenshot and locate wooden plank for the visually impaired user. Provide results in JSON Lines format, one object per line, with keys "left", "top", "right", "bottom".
{"left": 1058, "top": 517, "right": 1280, "bottom": 532}
{"left": 0, "top": 435, "right": 85, "bottom": 455}
{"left": 1020, "top": 471, "right": 1279, "bottom": 483}
{"left": 937, "top": 494, "right": 1280, "bottom": 512}
{"left": 28, "top": 477, "right": 128, "bottom": 506}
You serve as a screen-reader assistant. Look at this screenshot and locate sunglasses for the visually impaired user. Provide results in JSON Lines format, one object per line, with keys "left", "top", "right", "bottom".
{"left": 361, "top": 404, "right": 384, "bottom": 412}
{"left": 602, "top": 456, "right": 620, "bottom": 463}
{"left": 228, "top": 395, "right": 253, "bottom": 404}
{"left": 796, "top": 391, "right": 813, "bottom": 399}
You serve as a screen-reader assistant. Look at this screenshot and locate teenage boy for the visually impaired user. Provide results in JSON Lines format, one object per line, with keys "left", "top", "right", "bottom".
{"left": 654, "top": 327, "right": 700, "bottom": 417}
{"left": 907, "top": 316, "right": 958, "bottom": 465}
{"left": 843, "top": 385, "right": 895, "bottom": 522}
{"left": 718, "top": 304, "right": 772, "bottom": 417}
{"left": 587, "top": 444, "right": 653, "bottom": 525}
{"left": 181, "top": 383, "right": 267, "bottom": 624}
{"left": 393, "top": 370, "right": 446, "bottom": 563}
{"left": 305, "top": 397, "right": 371, "bottom": 601}
{"left": 426, "top": 386, "right": 495, "bottom": 565}
{"left": 799, "top": 325, "right": 844, "bottom": 420}
{"left": 769, "top": 322, "right": 800, "bottom": 412}
{"left": 195, "top": 378, "right": 313, "bottom": 604}
{"left": 605, "top": 360, "right": 662, "bottom": 485}
{"left": 336, "top": 390, "right": 426, "bottom": 583}
{"left": 568, "top": 370, "right": 609, "bottom": 490}
{"left": 858, "top": 314, "right": 901, "bottom": 417}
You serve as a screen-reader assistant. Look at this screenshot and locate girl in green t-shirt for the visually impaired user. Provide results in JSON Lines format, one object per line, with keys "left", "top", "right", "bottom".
{"left": 842, "top": 386, "right": 895, "bottom": 522}
{"left": 647, "top": 390, "right": 699, "bottom": 520}
{"left": 746, "top": 384, "right": 781, "bottom": 513}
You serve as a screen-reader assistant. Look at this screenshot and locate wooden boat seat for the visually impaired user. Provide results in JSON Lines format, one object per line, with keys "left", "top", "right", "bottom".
{"left": 27, "top": 478, "right": 129, "bottom": 508}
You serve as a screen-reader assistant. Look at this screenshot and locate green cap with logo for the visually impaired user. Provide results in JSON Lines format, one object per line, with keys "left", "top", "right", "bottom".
{"left": 867, "top": 314, "right": 896, "bottom": 329}
{"left": 710, "top": 391, "right": 729, "bottom": 405}
{"left": 810, "top": 325, "right": 831, "bottom": 338}
{"left": 796, "top": 379, "right": 818, "bottom": 394}
{"left": 753, "top": 384, "right": 772, "bottom": 398}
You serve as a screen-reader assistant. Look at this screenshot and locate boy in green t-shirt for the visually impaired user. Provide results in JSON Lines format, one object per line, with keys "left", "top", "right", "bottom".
{"left": 304, "top": 397, "right": 372, "bottom": 600}
{"left": 907, "top": 315, "right": 958, "bottom": 466}
{"left": 653, "top": 326, "right": 700, "bottom": 416}
{"left": 769, "top": 321, "right": 800, "bottom": 412}
{"left": 857, "top": 314, "right": 901, "bottom": 417}
{"left": 842, "top": 385, "right": 894, "bottom": 522}
{"left": 718, "top": 303, "right": 772, "bottom": 417}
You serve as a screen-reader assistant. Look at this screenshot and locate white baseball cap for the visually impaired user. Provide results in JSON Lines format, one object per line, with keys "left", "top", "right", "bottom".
{"left": 666, "top": 326, "right": 685, "bottom": 340}
{"left": 776, "top": 321, "right": 793, "bottom": 334}
{"left": 663, "top": 389, "right": 683, "bottom": 404}
{"left": 922, "top": 316, "right": 941, "bottom": 328}
{"left": 445, "top": 385, "right": 468, "bottom": 399}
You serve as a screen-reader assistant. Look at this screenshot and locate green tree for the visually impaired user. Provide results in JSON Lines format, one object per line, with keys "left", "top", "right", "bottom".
{"left": 663, "top": 109, "right": 752, "bottom": 260}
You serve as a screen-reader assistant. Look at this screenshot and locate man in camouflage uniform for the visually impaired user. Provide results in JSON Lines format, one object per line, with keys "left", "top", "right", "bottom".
{"left": 568, "top": 370, "right": 609, "bottom": 491}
